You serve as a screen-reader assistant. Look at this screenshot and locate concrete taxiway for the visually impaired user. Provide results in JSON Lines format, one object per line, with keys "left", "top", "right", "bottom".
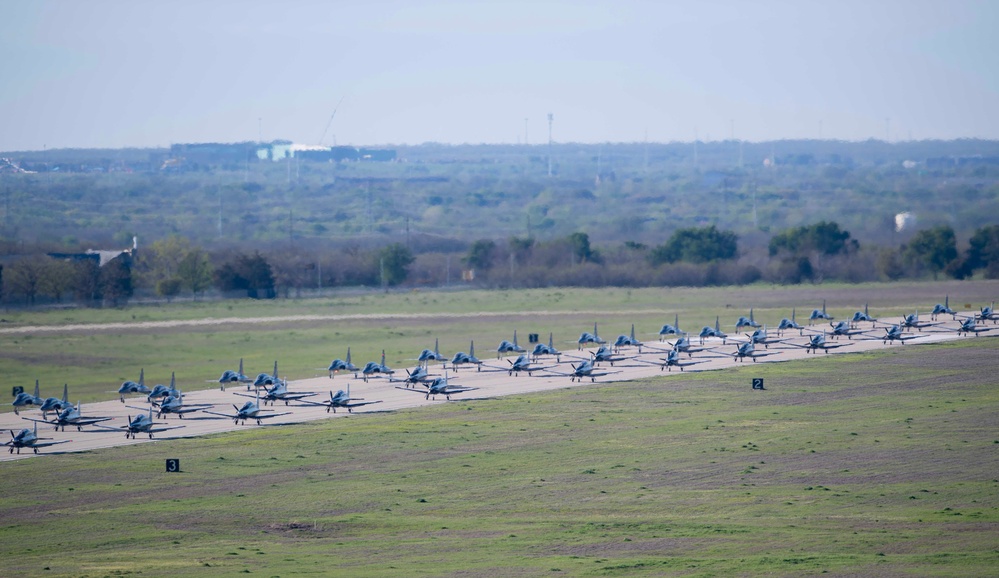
{"left": 2, "top": 315, "right": 991, "bottom": 461}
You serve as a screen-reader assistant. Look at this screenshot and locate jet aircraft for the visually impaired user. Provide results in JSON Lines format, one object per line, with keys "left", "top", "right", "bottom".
{"left": 327, "top": 348, "right": 360, "bottom": 379}
{"left": 698, "top": 317, "right": 728, "bottom": 345}
{"left": 396, "top": 373, "right": 477, "bottom": 400}
{"left": 776, "top": 309, "right": 805, "bottom": 337}
{"left": 850, "top": 304, "right": 878, "bottom": 328}
{"left": 146, "top": 373, "right": 181, "bottom": 403}
{"left": 735, "top": 309, "right": 762, "bottom": 332}
{"left": 930, "top": 295, "right": 957, "bottom": 321}
{"left": 360, "top": 351, "right": 395, "bottom": 382}
{"left": 496, "top": 331, "right": 526, "bottom": 358}
{"left": 118, "top": 369, "right": 152, "bottom": 401}
{"left": 530, "top": 333, "right": 563, "bottom": 362}
{"left": 809, "top": 300, "right": 834, "bottom": 325}
{"left": 252, "top": 361, "right": 282, "bottom": 390}
{"left": 301, "top": 383, "right": 383, "bottom": 413}
{"left": 217, "top": 359, "right": 252, "bottom": 391}
{"left": 5, "top": 422, "right": 71, "bottom": 454}
{"left": 415, "top": 338, "right": 447, "bottom": 367}
{"left": 577, "top": 323, "right": 606, "bottom": 350}
{"left": 449, "top": 341, "right": 484, "bottom": 371}
{"left": 612, "top": 324, "right": 646, "bottom": 353}
{"left": 10, "top": 381, "right": 43, "bottom": 415}
{"left": 38, "top": 384, "right": 72, "bottom": 419}
{"left": 657, "top": 314, "right": 682, "bottom": 341}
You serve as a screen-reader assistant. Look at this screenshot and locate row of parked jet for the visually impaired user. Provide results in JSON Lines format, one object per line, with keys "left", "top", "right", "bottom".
{"left": 8, "top": 297, "right": 997, "bottom": 454}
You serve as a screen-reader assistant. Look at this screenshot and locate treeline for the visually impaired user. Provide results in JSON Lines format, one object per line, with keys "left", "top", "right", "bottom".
{"left": 2, "top": 222, "right": 997, "bottom": 308}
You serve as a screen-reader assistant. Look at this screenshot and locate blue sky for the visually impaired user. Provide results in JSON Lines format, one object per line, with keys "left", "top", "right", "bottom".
{"left": 2, "top": 0, "right": 997, "bottom": 150}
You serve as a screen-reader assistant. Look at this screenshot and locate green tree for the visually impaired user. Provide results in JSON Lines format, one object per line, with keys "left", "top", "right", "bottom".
{"left": 141, "top": 235, "right": 194, "bottom": 286}
{"left": 99, "top": 256, "right": 133, "bottom": 307}
{"left": 4, "top": 257, "right": 45, "bottom": 305}
{"left": 769, "top": 221, "right": 855, "bottom": 257}
{"left": 464, "top": 239, "right": 496, "bottom": 270}
{"left": 156, "top": 278, "right": 183, "bottom": 302}
{"left": 963, "top": 224, "right": 999, "bottom": 278}
{"left": 905, "top": 225, "right": 958, "bottom": 279}
{"left": 378, "top": 243, "right": 415, "bottom": 286}
{"left": 649, "top": 225, "right": 738, "bottom": 265}
{"left": 568, "top": 232, "right": 599, "bottom": 264}
{"left": 176, "top": 248, "right": 214, "bottom": 296}
{"left": 213, "top": 252, "right": 275, "bottom": 298}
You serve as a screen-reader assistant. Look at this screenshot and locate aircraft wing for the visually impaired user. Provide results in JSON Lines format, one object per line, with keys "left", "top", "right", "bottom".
{"left": 21, "top": 417, "right": 58, "bottom": 426}
{"left": 345, "top": 400, "right": 383, "bottom": 409}
{"left": 29, "top": 439, "right": 73, "bottom": 448}
{"left": 162, "top": 405, "right": 214, "bottom": 415}
{"left": 251, "top": 412, "right": 293, "bottom": 420}
{"left": 203, "top": 410, "right": 240, "bottom": 420}
{"left": 395, "top": 386, "right": 430, "bottom": 394}
{"left": 586, "top": 369, "right": 623, "bottom": 379}
{"left": 71, "top": 417, "right": 115, "bottom": 426}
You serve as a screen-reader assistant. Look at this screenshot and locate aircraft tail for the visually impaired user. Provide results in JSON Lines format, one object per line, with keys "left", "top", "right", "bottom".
{"left": 273, "top": 360, "right": 279, "bottom": 380}
{"left": 513, "top": 330, "right": 519, "bottom": 348}
{"left": 346, "top": 348, "right": 352, "bottom": 365}
{"left": 138, "top": 368, "right": 145, "bottom": 387}
{"left": 170, "top": 372, "right": 176, "bottom": 391}
{"left": 469, "top": 340, "right": 475, "bottom": 357}
{"left": 238, "top": 359, "right": 244, "bottom": 376}
{"left": 630, "top": 324, "right": 636, "bottom": 341}
{"left": 34, "top": 379, "right": 40, "bottom": 399}
{"left": 61, "top": 382, "right": 68, "bottom": 403}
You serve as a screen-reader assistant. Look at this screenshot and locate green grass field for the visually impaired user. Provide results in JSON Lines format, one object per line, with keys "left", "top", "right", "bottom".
{"left": 0, "top": 338, "right": 996, "bottom": 576}
{"left": 1, "top": 283, "right": 998, "bottom": 576}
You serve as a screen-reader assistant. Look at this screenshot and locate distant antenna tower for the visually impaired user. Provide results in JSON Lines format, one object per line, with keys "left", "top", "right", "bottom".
{"left": 547, "top": 113, "right": 554, "bottom": 177}
{"left": 318, "top": 96, "right": 345, "bottom": 146}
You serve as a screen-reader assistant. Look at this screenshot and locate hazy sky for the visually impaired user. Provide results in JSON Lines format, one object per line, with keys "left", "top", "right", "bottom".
{"left": 2, "top": 0, "right": 997, "bottom": 150}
